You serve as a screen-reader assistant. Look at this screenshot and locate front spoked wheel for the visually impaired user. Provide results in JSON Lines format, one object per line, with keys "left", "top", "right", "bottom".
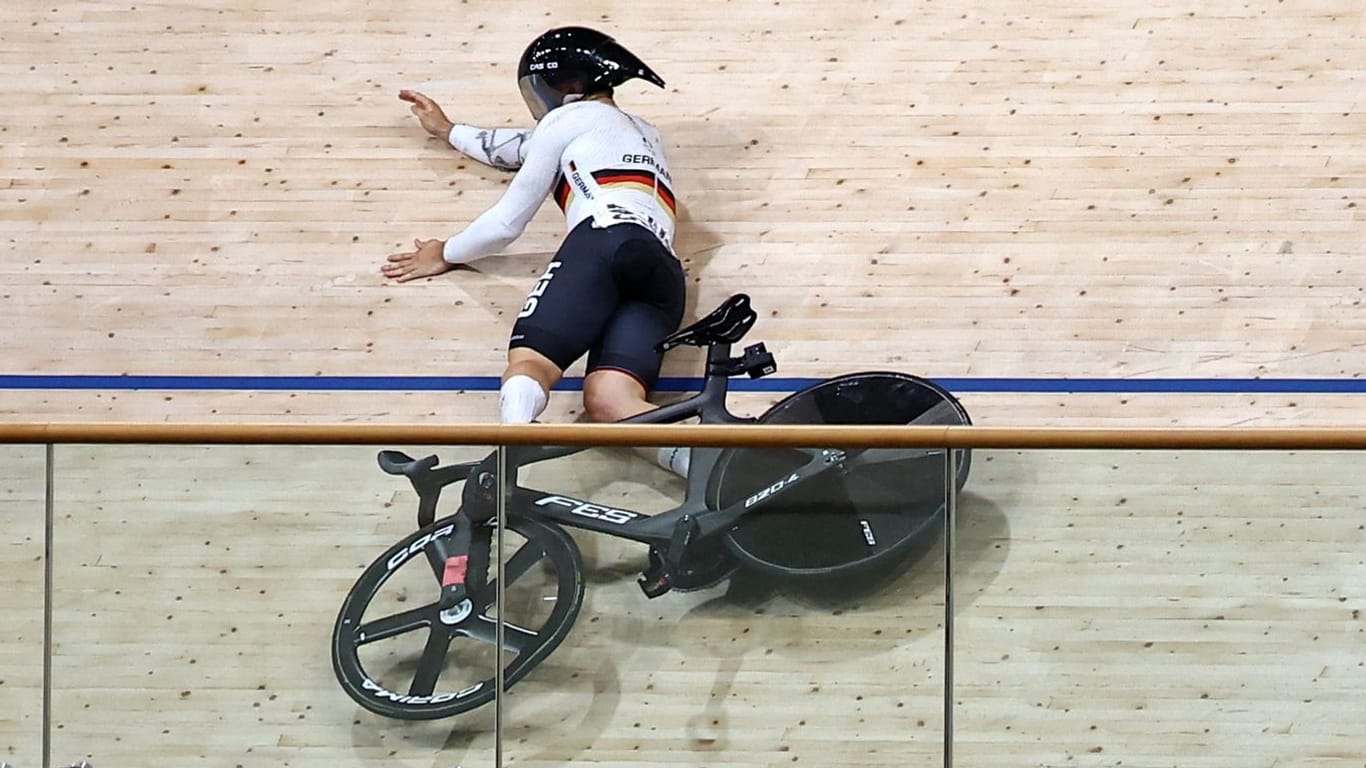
{"left": 332, "top": 514, "right": 584, "bottom": 720}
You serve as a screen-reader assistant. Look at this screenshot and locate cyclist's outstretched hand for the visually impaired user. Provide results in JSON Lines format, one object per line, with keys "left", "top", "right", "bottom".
{"left": 383, "top": 238, "right": 453, "bottom": 283}
{"left": 399, "top": 90, "right": 455, "bottom": 139}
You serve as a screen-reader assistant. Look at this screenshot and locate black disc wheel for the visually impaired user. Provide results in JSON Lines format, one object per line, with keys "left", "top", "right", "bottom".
{"left": 711, "top": 372, "right": 971, "bottom": 580}
{"left": 332, "top": 514, "right": 584, "bottom": 720}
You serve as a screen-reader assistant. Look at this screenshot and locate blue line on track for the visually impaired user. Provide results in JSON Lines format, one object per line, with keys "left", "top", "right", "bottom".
{"left": 1, "top": 374, "right": 1362, "bottom": 395}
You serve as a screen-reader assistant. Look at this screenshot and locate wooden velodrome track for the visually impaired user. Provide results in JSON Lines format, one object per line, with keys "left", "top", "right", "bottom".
{"left": 2, "top": 1, "right": 1363, "bottom": 767}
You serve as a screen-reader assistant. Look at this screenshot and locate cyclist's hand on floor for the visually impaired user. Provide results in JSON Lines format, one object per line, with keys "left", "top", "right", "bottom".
{"left": 399, "top": 90, "right": 455, "bottom": 140}
{"left": 382, "top": 238, "right": 453, "bottom": 283}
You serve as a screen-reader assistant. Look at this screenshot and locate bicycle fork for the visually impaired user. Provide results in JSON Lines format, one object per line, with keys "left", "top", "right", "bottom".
{"left": 423, "top": 515, "right": 492, "bottom": 611}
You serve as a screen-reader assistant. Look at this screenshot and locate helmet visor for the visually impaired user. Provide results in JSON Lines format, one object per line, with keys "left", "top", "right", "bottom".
{"left": 518, "top": 74, "right": 564, "bottom": 121}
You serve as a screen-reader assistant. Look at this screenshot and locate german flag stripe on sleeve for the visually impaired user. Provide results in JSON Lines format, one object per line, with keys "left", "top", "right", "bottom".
{"left": 553, "top": 174, "right": 572, "bottom": 211}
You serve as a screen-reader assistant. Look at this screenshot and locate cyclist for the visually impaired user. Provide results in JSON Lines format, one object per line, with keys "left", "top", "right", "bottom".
{"left": 384, "top": 26, "right": 689, "bottom": 476}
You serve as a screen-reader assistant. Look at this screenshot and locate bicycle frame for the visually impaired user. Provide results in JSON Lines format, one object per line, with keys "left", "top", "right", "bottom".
{"left": 503, "top": 441, "right": 948, "bottom": 558}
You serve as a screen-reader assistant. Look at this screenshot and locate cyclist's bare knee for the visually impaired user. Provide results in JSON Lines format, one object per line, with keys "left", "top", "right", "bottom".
{"left": 504, "top": 347, "right": 562, "bottom": 393}
{"left": 583, "top": 370, "right": 651, "bottom": 423}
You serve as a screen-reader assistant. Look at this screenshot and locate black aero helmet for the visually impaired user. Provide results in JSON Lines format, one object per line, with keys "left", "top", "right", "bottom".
{"left": 517, "top": 26, "right": 665, "bottom": 120}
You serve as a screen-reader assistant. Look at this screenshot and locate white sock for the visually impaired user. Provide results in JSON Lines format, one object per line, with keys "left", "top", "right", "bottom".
{"left": 656, "top": 446, "right": 691, "bottom": 478}
{"left": 499, "top": 375, "right": 548, "bottom": 424}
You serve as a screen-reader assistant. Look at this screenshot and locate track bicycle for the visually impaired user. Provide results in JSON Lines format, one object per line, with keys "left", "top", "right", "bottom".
{"left": 331, "top": 294, "right": 972, "bottom": 720}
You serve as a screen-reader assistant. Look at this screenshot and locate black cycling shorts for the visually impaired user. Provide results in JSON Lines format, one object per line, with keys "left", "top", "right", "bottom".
{"left": 509, "top": 221, "right": 686, "bottom": 391}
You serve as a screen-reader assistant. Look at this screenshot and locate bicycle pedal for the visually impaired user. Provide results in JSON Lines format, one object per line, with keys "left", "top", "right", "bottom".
{"left": 638, "top": 548, "right": 673, "bottom": 599}
{"left": 638, "top": 571, "right": 672, "bottom": 599}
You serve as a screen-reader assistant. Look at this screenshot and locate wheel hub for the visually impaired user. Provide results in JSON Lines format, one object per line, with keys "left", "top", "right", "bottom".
{"left": 439, "top": 598, "right": 473, "bottom": 625}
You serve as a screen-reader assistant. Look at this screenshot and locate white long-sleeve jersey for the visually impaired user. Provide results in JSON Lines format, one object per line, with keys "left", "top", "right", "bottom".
{"left": 441, "top": 101, "right": 677, "bottom": 265}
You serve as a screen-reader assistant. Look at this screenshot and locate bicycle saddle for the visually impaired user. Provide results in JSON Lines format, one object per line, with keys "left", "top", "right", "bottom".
{"left": 655, "top": 293, "right": 757, "bottom": 352}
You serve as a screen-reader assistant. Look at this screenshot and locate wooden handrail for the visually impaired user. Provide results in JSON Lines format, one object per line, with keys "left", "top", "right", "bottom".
{"left": 1, "top": 422, "right": 1366, "bottom": 450}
